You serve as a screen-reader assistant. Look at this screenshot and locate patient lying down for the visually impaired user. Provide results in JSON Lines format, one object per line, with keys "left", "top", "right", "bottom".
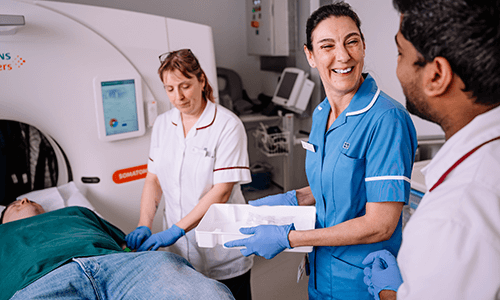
{"left": 0, "top": 198, "right": 234, "bottom": 300}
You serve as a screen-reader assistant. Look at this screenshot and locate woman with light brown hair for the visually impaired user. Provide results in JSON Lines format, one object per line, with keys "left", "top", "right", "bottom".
{"left": 126, "top": 49, "right": 253, "bottom": 299}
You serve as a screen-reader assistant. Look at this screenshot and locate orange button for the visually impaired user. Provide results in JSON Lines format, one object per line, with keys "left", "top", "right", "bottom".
{"left": 251, "top": 21, "right": 259, "bottom": 28}
{"left": 113, "top": 164, "right": 148, "bottom": 184}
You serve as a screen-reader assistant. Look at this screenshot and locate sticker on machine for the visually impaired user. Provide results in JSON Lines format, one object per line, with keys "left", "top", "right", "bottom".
{"left": 113, "top": 164, "right": 147, "bottom": 184}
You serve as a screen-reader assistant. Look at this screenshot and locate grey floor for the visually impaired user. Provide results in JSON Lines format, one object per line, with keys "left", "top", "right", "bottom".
{"left": 250, "top": 252, "right": 309, "bottom": 300}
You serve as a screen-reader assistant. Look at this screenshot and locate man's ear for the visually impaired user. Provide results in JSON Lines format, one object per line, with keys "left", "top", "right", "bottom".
{"left": 422, "top": 57, "right": 453, "bottom": 97}
{"left": 304, "top": 45, "right": 316, "bottom": 68}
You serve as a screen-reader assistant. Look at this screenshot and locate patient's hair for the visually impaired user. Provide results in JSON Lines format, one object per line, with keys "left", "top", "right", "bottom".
{"left": 393, "top": 0, "right": 500, "bottom": 105}
{"left": 0, "top": 200, "right": 15, "bottom": 224}
{"left": 158, "top": 49, "right": 215, "bottom": 103}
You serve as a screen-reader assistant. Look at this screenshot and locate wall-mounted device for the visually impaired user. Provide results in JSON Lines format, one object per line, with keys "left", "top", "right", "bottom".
{"left": 247, "top": 0, "right": 290, "bottom": 56}
{"left": 272, "top": 67, "right": 315, "bottom": 114}
{"left": 93, "top": 75, "right": 146, "bottom": 142}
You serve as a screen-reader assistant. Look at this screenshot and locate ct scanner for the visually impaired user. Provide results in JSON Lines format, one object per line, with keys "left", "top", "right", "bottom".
{"left": 0, "top": 0, "right": 219, "bottom": 232}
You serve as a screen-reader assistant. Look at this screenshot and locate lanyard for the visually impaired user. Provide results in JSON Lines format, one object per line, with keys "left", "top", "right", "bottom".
{"left": 429, "top": 136, "right": 500, "bottom": 192}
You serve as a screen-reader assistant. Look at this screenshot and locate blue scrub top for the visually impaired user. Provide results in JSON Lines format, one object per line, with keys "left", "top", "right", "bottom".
{"left": 305, "top": 74, "right": 417, "bottom": 299}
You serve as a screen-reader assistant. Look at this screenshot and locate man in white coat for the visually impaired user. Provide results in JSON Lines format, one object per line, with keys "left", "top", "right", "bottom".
{"left": 362, "top": 0, "right": 500, "bottom": 299}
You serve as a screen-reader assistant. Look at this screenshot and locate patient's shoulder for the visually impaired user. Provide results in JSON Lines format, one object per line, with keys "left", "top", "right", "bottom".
{"left": 55, "top": 206, "right": 96, "bottom": 219}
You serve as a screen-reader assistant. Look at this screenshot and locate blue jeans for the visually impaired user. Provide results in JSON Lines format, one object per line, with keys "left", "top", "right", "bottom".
{"left": 11, "top": 252, "right": 234, "bottom": 299}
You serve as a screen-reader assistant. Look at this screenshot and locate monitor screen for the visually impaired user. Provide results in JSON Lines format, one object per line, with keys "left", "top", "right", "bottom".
{"left": 275, "top": 72, "right": 298, "bottom": 100}
{"left": 100, "top": 79, "right": 139, "bottom": 136}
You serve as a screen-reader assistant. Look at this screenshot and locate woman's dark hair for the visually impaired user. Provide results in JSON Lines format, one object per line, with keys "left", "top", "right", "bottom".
{"left": 158, "top": 49, "right": 215, "bottom": 103}
{"left": 393, "top": 0, "right": 500, "bottom": 105}
{"left": 305, "top": 1, "right": 364, "bottom": 51}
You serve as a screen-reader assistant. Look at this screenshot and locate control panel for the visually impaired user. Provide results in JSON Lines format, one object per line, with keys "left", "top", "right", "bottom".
{"left": 247, "top": 0, "right": 289, "bottom": 56}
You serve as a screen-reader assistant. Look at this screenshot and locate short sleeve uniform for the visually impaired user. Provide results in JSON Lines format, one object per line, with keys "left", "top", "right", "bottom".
{"left": 148, "top": 100, "right": 253, "bottom": 280}
{"left": 305, "top": 74, "right": 417, "bottom": 299}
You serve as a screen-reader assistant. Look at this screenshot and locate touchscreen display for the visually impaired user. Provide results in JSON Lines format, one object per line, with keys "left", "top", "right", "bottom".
{"left": 100, "top": 79, "right": 139, "bottom": 136}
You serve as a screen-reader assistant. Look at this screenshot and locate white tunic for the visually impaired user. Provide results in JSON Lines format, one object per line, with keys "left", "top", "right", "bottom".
{"left": 148, "top": 100, "right": 253, "bottom": 280}
{"left": 398, "top": 105, "right": 500, "bottom": 299}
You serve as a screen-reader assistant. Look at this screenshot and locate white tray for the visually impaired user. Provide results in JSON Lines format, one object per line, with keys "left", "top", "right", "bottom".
{"left": 195, "top": 204, "right": 316, "bottom": 253}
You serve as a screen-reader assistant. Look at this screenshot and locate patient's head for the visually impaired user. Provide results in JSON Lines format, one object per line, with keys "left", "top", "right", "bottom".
{"left": 0, "top": 198, "right": 46, "bottom": 224}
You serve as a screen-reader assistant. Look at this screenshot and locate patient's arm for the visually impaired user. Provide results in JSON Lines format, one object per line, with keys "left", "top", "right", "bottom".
{"left": 137, "top": 172, "right": 163, "bottom": 229}
{"left": 176, "top": 182, "right": 235, "bottom": 232}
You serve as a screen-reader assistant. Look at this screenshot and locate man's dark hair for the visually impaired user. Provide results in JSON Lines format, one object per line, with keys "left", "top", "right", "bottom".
{"left": 393, "top": 0, "right": 500, "bottom": 105}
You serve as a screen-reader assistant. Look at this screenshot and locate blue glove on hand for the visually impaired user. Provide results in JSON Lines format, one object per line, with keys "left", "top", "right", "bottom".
{"left": 362, "top": 250, "right": 403, "bottom": 300}
{"left": 224, "top": 223, "right": 295, "bottom": 259}
{"left": 125, "top": 226, "right": 152, "bottom": 250}
{"left": 137, "top": 224, "right": 185, "bottom": 252}
{"left": 249, "top": 190, "right": 298, "bottom": 206}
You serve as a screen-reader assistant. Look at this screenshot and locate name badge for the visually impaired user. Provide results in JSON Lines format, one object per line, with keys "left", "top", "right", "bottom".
{"left": 301, "top": 140, "right": 316, "bottom": 152}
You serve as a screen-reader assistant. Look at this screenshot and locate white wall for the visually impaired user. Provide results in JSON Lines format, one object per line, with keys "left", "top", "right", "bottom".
{"left": 346, "top": 0, "right": 443, "bottom": 137}
{"left": 41, "top": 0, "right": 323, "bottom": 118}
{"left": 43, "top": 0, "right": 270, "bottom": 98}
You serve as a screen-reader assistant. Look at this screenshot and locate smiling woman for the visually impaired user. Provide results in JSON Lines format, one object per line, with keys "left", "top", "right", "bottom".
{"left": 223, "top": 3, "right": 419, "bottom": 300}
{"left": 304, "top": 16, "right": 365, "bottom": 120}
{"left": 295, "top": 3, "right": 418, "bottom": 299}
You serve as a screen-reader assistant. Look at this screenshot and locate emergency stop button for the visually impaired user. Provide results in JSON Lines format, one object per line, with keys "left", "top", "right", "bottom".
{"left": 251, "top": 21, "right": 259, "bottom": 28}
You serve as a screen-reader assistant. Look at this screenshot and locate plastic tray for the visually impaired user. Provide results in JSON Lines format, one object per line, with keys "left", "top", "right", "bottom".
{"left": 195, "top": 204, "right": 316, "bottom": 253}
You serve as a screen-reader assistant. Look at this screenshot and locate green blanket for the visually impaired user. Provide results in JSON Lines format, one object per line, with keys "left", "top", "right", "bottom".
{"left": 0, "top": 206, "right": 126, "bottom": 300}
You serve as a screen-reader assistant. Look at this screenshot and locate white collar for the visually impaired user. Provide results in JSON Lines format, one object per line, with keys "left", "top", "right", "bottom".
{"left": 422, "top": 104, "right": 500, "bottom": 189}
{"left": 171, "top": 100, "right": 217, "bottom": 139}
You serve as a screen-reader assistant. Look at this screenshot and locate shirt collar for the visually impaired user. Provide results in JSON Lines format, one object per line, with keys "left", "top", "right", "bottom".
{"left": 422, "top": 104, "right": 500, "bottom": 189}
{"left": 171, "top": 100, "right": 217, "bottom": 138}
{"left": 316, "top": 73, "right": 380, "bottom": 132}
{"left": 344, "top": 73, "right": 380, "bottom": 116}
{"left": 194, "top": 100, "right": 216, "bottom": 130}
{"left": 316, "top": 73, "right": 379, "bottom": 116}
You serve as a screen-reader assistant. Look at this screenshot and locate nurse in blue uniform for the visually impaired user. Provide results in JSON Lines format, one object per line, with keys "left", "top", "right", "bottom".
{"left": 225, "top": 3, "right": 417, "bottom": 299}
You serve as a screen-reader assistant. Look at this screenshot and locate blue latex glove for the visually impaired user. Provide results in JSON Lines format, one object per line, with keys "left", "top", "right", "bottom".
{"left": 362, "top": 250, "right": 403, "bottom": 300}
{"left": 125, "top": 226, "right": 152, "bottom": 250}
{"left": 249, "top": 190, "right": 298, "bottom": 206}
{"left": 224, "top": 223, "right": 295, "bottom": 259}
{"left": 137, "top": 224, "right": 185, "bottom": 252}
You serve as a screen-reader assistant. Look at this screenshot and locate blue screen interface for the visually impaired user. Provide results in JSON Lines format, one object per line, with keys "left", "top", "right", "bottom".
{"left": 101, "top": 79, "right": 139, "bottom": 136}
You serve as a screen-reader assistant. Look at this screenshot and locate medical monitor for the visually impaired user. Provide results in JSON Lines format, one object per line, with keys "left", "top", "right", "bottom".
{"left": 272, "top": 67, "right": 314, "bottom": 114}
{"left": 93, "top": 75, "right": 146, "bottom": 142}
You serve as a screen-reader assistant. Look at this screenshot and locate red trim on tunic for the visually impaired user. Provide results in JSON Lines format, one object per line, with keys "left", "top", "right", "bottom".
{"left": 214, "top": 166, "right": 250, "bottom": 172}
{"left": 429, "top": 136, "right": 500, "bottom": 192}
{"left": 197, "top": 106, "right": 217, "bottom": 130}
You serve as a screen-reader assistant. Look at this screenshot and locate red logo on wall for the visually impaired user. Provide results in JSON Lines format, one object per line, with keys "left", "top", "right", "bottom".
{"left": 13, "top": 55, "right": 26, "bottom": 68}
{"left": 0, "top": 53, "right": 26, "bottom": 71}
